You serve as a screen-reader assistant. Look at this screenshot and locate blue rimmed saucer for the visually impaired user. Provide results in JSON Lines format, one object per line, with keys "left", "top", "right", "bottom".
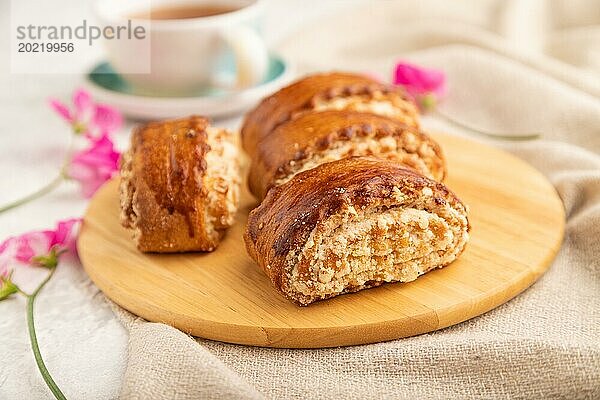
{"left": 83, "top": 54, "right": 293, "bottom": 120}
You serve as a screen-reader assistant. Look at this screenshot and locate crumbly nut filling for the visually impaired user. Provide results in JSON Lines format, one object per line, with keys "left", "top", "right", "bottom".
{"left": 203, "top": 127, "right": 241, "bottom": 242}
{"left": 275, "top": 132, "right": 439, "bottom": 187}
{"left": 119, "top": 149, "right": 143, "bottom": 244}
{"left": 285, "top": 195, "right": 469, "bottom": 303}
{"left": 310, "top": 92, "right": 419, "bottom": 128}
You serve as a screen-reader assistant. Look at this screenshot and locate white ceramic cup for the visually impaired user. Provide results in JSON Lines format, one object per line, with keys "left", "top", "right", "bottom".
{"left": 94, "top": 0, "right": 269, "bottom": 95}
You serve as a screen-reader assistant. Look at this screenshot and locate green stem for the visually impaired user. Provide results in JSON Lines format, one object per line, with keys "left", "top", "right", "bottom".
{"left": 0, "top": 174, "right": 64, "bottom": 214}
{"left": 15, "top": 285, "right": 31, "bottom": 297}
{"left": 433, "top": 109, "right": 541, "bottom": 141}
{"left": 26, "top": 268, "right": 68, "bottom": 400}
{"left": 0, "top": 135, "right": 75, "bottom": 214}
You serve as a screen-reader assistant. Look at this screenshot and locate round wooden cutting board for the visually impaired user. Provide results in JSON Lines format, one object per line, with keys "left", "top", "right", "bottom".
{"left": 78, "top": 132, "right": 565, "bottom": 348}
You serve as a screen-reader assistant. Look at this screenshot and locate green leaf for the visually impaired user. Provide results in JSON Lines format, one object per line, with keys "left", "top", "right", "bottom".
{"left": 0, "top": 273, "right": 19, "bottom": 301}
{"left": 419, "top": 93, "right": 437, "bottom": 112}
{"left": 31, "top": 246, "right": 66, "bottom": 269}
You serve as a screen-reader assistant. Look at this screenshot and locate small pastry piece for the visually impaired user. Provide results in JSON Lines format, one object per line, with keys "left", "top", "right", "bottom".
{"left": 241, "top": 72, "right": 419, "bottom": 156}
{"left": 120, "top": 116, "right": 240, "bottom": 253}
{"left": 247, "top": 110, "right": 445, "bottom": 200}
{"left": 244, "top": 157, "right": 469, "bottom": 306}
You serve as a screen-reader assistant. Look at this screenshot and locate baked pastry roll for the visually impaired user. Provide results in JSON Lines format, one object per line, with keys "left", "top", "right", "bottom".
{"left": 241, "top": 72, "right": 419, "bottom": 156}
{"left": 244, "top": 157, "right": 469, "bottom": 306}
{"left": 247, "top": 110, "right": 445, "bottom": 200}
{"left": 120, "top": 116, "right": 240, "bottom": 253}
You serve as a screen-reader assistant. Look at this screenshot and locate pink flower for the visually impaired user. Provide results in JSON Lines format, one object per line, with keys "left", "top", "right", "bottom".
{"left": 0, "top": 218, "right": 81, "bottom": 276}
{"left": 68, "top": 134, "right": 120, "bottom": 198}
{"left": 73, "top": 89, "right": 93, "bottom": 115}
{"left": 51, "top": 218, "right": 80, "bottom": 254}
{"left": 93, "top": 104, "right": 122, "bottom": 135}
{"left": 48, "top": 89, "right": 122, "bottom": 138}
{"left": 14, "top": 231, "right": 55, "bottom": 264}
{"left": 49, "top": 99, "right": 73, "bottom": 123}
{"left": 393, "top": 61, "right": 446, "bottom": 111}
{"left": 0, "top": 240, "right": 15, "bottom": 277}
{"left": 49, "top": 89, "right": 92, "bottom": 127}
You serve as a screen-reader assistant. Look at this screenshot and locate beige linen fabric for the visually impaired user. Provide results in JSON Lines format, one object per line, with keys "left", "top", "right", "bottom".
{"left": 113, "top": 1, "right": 600, "bottom": 398}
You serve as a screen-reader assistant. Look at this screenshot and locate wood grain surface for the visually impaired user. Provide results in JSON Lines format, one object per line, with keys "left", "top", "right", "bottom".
{"left": 78, "top": 132, "right": 565, "bottom": 348}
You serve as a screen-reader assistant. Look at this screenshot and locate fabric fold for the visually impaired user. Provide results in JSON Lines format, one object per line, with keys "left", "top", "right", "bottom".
{"left": 112, "top": 306, "right": 263, "bottom": 400}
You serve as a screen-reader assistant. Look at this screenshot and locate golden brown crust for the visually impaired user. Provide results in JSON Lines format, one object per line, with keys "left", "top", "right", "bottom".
{"left": 244, "top": 157, "right": 469, "bottom": 305}
{"left": 247, "top": 110, "right": 446, "bottom": 199}
{"left": 119, "top": 116, "right": 239, "bottom": 253}
{"left": 240, "top": 72, "right": 419, "bottom": 157}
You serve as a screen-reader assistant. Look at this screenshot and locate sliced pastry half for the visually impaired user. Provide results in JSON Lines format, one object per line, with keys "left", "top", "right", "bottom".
{"left": 245, "top": 157, "right": 469, "bottom": 305}
{"left": 248, "top": 110, "right": 445, "bottom": 199}
{"left": 241, "top": 72, "right": 419, "bottom": 156}
{"left": 120, "top": 116, "right": 240, "bottom": 253}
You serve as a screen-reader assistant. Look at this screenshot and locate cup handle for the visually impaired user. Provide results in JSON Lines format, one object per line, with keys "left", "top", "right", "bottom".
{"left": 219, "top": 25, "right": 269, "bottom": 89}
